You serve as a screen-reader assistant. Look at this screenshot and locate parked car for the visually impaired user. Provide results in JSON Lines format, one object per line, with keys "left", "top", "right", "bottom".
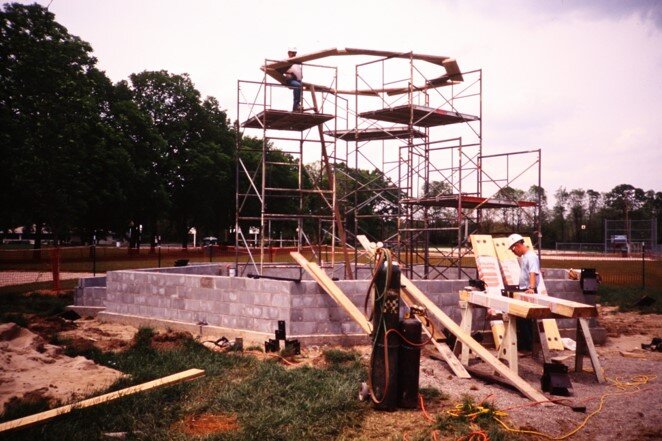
{"left": 202, "top": 236, "right": 218, "bottom": 246}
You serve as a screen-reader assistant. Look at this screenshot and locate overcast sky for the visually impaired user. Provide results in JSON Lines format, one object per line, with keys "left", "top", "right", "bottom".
{"left": 18, "top": 0, "right": 662, "bottom": 197}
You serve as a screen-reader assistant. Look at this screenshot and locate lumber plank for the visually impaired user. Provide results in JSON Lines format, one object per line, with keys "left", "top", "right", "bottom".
{"left": 0, "top": 369, "right": 205, "bottom": 433}
{"left": 399, "top": 289, "right": 471, "bottom": 378}
{"left": 403, "top": 280, "right": 548, "bottom": 402}
{"left": 356, "top": 235, "right": 549, "bottom": 403}
{"left": 576, "top": 318, "right": 606, "bottom": 383}
{"left": 470, "top": 235, "right": 505, "bottom": 294}
{"left": 290, "top": 252, "right": 372, "bottom": 334}
{"left": 357, "top": 236, "right": 469, "bottom": 378}
{"left": 459, "top": 290, "right": 551, "bottom": 320}
{"left": 513, "top": 292, "right": 597, "bottom": 318}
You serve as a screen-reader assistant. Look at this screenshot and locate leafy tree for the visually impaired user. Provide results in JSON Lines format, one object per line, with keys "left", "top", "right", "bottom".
{"left": 0, "top": 3, "right": 129, "bottom": 246}
{"left": 603, "top": 184, "right": 647, "bottom": 219}
{"left": 128, "top": 71, "right": 234, "bottom": 246}
{"left": 568, "top": 189, "right": 587, "bottom": 241}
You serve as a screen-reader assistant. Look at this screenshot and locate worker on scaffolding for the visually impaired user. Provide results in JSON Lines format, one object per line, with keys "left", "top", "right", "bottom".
{"left": 284, "top": 47, "right": 303, "bottom": 112}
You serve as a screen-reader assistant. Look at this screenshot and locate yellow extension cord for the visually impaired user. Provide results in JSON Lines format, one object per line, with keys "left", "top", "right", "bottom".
{"left": 491, "top": 374, "right": 656, "bottom": 440}
{"left": 437, "top": 374, "right": 655, "bottom": 440}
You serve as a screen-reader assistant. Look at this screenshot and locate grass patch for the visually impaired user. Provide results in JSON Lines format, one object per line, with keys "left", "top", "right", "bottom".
{"left": 598, "top": 284, "right": 662, "bottom": 313}
{"left": 0, "top": 291, "right": 73, "bottom": 325}
{"left": 423, "top": 395, "right": 518, "bottom": 441}
{"left": 323, "top": 348, "right": 361, "bottom": 365}
{"left": 1, "top": 327, "right": 369, "bottom": 441}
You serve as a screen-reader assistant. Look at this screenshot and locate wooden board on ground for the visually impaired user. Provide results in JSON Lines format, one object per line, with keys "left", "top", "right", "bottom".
{"left": 356, "top": 235, "right": 549, "bottom": 403}
{"left": 493, "top": 236, "right": 564, "bottom": 351}
{"left": 290, "top": 252, "right": 372, "bottom": 334}
{"left": 0, "top": 369, "right": 205, "bottom": 433}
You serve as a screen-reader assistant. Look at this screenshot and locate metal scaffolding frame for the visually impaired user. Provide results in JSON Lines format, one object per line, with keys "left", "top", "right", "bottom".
{"left": 235, "top": 49, "right": 542, "bottom": 279}
{"left": 235, "top": 59, "right": 351, "bottom": 277}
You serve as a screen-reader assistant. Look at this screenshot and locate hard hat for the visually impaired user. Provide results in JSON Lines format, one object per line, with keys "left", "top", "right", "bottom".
{"left": 507, "top": 233, "right": 524, "bottom": 249}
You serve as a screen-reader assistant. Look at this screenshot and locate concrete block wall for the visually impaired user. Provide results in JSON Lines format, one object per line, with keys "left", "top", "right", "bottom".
{"left": 104, "top": 271, "right": 292, "bottom": 334}
{"left": 75, "top": 276, "right": 107, "bottom": 306}
{"left": 83, "top": 262, "right": 601, "bottom": 345}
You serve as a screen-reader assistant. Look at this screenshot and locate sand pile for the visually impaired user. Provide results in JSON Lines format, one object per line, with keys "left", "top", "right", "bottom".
{"left": 0, "top": 322, "right": 123, "bottom": 413}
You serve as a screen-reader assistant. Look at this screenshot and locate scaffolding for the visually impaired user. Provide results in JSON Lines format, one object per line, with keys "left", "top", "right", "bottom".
{"left": 236, "top": 48, "right": 542, "bottom": 279}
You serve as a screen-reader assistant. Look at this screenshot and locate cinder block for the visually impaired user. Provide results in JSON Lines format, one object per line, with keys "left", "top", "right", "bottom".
{"left": 254, "top": 292, "right": 271, "bottom": 306}
{"left": 248, "top": 306, "right": 263, "bottom": 318}
{"left": 184, "top": 299, "right": 202, "bottom": 311}
{"left": 234, "top": 317, "right": 253, "bottom": 330}
{"left": 328, "top": 307, "right": 348, "bottom": 322}
{"left": 316, "top": 321, "right": 343, "bottom": 334}
{"left": 440, "top": 292, "right": 460, "bottom": 307}
{"left": 265, "top": 307, "right": 285, "bottom": 320}
{"left": 291, "top": 294, "right": 313, "bottom": 308}
{"left": 221, "top": 316, "right": 237, "bottom": 328}
{"left": 239, "top": 292, "right": 255, "bottom": 304}
{"left": 341, "top": 322, "right": 363, "bottom": 334}
{"left": 290, "top": 321, "right": 317, "bottom": 335}
{"left": 228, "top": 303, "right": 243, "bottom": 316}
{"left": 171, "top": 298, "right": 185, "bottom": 310}
{"left": 200, "top": 277, "right": 214, "bottom": 288}
{"left": 146, "top": 296, "right": 160, "bottom": 307}
{"left": 302, "top": 308, "right": 330, "bottom": 322}
{"left": 290, "top": 308, "right": 304, "bottom": 321}
{"left": 205, "top": 300, "right": 225, "bottom": 314}
{"left": 254, "top": 319, "right": 276, "bottom": 334}
{"left": 271, "top": 293, "right": 290, "bottom": 308}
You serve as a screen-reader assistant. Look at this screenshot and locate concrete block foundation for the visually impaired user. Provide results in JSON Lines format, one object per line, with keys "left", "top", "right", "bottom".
{"left": 72, "top": 263, "right": 606, "bottom": 347}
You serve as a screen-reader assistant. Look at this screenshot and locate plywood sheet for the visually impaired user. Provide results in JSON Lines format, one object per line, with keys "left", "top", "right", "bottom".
{"left": 359, "top": 105, "right": 479, "bottom": 127}
{"left": 242, "top": 109, "right": 334, "bottom": 131}
{"left": 324, "top": 127, "right": 426, "bottom": 141}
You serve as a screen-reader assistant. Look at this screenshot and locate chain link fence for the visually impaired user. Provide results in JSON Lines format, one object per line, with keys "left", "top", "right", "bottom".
{"left": 1, "top": 245, "right": 660, "bottom": 291}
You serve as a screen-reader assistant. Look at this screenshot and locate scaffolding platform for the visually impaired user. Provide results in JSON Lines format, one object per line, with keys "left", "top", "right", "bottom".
{"left": 400, "top": 195, "right": 537, "bottom": 209}
{"left": 324, "top": 127, "right": 426, "bottom": 141}
{"left": 242, "top": 109, "right": 334, "bottom": 131}
{"left": 359, "top": 104, "right": 479, "bottom": 127}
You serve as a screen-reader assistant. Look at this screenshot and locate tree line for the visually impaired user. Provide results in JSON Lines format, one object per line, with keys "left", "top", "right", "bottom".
{"left": 1, "top": 3, "right": 659, "bottom": 250}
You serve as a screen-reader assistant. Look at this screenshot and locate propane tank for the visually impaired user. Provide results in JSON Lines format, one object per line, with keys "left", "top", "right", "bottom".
{"left": 397, "top": 317, "right": 422, "bottom": 408}
{"left": 370, "top": 258, "right": 401, "bottom": 411}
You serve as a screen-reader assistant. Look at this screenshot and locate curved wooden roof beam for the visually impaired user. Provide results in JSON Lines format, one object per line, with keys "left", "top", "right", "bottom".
{"left": 261, "top": 47, "right": 464, "bottom": 97}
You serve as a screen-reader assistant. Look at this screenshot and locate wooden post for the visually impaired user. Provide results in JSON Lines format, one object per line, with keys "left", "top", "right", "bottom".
{"left": 500, "top": 313, "right": 518, "bottom": 375}
{"left": 456, "top": 300, "right": 472, "bottom": 365}
{"left": 575, "top": 318, "right": 605, "bottom": 383}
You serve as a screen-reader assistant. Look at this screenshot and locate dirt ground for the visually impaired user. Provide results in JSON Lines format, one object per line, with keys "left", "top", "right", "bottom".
{"left": 1, "top": 307, "right": 660, "bottom": 440}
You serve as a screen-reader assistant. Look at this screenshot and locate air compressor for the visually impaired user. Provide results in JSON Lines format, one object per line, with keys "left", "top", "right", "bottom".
{"left": 367, "top": 248, "right": 423, "bottom": 411}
